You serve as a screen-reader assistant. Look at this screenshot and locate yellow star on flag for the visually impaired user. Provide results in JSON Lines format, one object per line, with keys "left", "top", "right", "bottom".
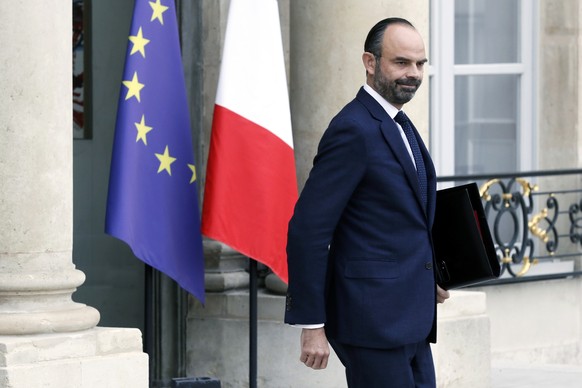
{"left": 188, "top": 164, "right": 197, "bottom": 184}
{"left": 135, "top": 115, "right": 153, "bottom": 145}
{"left": 149, "top": 0, "right": 169, "bottom": 25}
{"left": 129, "top": 27, "right": 150, "bottom": 58}
{"left": 123, "top": 72, "right": 145, "bottom": 102}
{"left": 155, "top": 145, "right": 176, "bottom": 175}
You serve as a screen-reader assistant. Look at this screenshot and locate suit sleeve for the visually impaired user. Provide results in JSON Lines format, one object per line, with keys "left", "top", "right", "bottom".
{"left": 285, "top": 118, "right": 368, "bottom": 324}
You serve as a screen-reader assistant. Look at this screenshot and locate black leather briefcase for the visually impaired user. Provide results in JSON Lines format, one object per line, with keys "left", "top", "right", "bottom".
{"left": 432, "top": 182, "right": 500, "bottom": 289}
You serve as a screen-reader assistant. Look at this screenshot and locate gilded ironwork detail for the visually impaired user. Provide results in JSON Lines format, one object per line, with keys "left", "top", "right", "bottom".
{"left": 479, "top": 177, "right": 574, "bottom": 278}
{"left": 480, "top": 178, "right": 538, "bottom": 277}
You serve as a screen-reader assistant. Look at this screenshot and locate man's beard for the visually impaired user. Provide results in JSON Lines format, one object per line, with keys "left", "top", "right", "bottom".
{"left": 373, "top": 65, "right": 421, "bottom": 105}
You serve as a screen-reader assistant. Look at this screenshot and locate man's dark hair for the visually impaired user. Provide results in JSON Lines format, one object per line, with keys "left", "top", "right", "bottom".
{"left": 364, "top": 17, "right": 415, "bottom": 58}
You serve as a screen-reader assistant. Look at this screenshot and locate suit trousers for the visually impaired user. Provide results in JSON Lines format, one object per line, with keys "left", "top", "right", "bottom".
{"left": 329, "top": 338, "right": 436, "bottom": 388}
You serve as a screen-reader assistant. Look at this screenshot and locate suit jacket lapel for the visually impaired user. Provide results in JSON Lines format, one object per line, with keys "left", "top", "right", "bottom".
{"left": 356, "top": 88, "right": 428, "bottom": 213}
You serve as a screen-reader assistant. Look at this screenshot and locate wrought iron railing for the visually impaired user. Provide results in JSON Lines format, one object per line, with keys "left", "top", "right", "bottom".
{"left": 437, "top": 169, "right": 582, "bottom": 287}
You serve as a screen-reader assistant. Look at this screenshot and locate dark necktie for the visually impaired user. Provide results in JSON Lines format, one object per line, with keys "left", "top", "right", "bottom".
{"left": 394, "top": 110, "right": 428, "bottom": 208}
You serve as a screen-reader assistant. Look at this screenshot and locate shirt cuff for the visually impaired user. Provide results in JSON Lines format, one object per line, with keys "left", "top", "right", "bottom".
{"left": 291, "top": 323, "right": 325, "bottom": 329}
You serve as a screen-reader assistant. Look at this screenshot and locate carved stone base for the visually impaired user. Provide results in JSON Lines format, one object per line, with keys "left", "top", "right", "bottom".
{"left": 0, "top": 253, "right": 101, "bottom": 335}
{"left": 205, "top": 271, "right": 249, "bottom": 292}
{"left": 203, "top": 239, "right": 250, "bottom": 292}
{"left": 264, "top": 273, "right": 287, "bottom": 295}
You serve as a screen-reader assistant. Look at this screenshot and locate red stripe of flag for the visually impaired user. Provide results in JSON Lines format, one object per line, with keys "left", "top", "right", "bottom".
{"left": 202, "top": 106, "right": 297, "bottom": 281}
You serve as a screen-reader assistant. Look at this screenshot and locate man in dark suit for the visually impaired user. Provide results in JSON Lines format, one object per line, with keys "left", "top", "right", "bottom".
{"left": 284, "top": 17, "right": 450, "bottom": 387}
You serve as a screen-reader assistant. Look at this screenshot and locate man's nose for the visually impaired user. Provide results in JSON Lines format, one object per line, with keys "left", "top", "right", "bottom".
{"left": 406, "top": 65, "right": 422, "bottom": 79}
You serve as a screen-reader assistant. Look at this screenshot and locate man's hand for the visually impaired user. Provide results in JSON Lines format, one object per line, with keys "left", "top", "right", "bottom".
{"left": 299, "top": 327, "right": 330, "bottom": 370}
{"left": 437, "top": 285, "right": 450, "bottom": 304}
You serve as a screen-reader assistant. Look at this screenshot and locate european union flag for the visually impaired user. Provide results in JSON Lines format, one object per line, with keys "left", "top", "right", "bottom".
{"left": 105, "top": 0, "right": 205, "bottom": 303}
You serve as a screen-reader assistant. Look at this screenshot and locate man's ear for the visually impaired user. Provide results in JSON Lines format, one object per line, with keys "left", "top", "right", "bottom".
{"left": 362, "top": 52, "right": 376, "bottom": 75}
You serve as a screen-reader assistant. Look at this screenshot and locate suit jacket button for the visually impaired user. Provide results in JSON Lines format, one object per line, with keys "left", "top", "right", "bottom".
{"left": 425, "top": 262, "right": 433, "bottom": 270}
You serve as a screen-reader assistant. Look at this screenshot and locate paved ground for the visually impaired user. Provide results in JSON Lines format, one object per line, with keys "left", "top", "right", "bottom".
{"left": 491, "top": 360, "right": 582, "bottom": 388}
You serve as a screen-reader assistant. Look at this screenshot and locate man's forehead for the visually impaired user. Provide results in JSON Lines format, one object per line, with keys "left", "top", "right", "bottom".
{"left": 381, "top": 26, "right": 425, "bottom": 55}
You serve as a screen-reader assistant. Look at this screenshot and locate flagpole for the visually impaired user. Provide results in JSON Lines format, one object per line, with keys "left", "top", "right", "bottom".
{"left": 249, "top": 258, "right": 258, "bottom": 388}
{"left": 144, "top": 264, "right": 154, "bottom": 382}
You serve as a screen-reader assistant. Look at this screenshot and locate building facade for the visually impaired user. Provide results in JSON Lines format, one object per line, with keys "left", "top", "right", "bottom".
{"left": 1, "top": 0, "right": 582, "bottom": 387}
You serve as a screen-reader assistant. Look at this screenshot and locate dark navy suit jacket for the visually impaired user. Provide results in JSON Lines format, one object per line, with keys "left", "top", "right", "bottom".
{"left": 285, "top": 87, "right": 438, "bottom": 349}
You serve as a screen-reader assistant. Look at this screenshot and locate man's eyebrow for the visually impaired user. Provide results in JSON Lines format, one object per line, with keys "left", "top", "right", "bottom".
{"left": 392, "top": 56, "right": 429, "bottom": 64}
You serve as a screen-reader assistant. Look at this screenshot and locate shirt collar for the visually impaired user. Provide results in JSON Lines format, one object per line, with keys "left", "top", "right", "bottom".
{"left": 363, "top": 83, "right": 400, "bottom": 119}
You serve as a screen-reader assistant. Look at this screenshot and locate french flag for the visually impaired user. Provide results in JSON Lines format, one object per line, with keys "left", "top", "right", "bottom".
{"left": 201, "top": 0, "right": 298, "bottom": 282}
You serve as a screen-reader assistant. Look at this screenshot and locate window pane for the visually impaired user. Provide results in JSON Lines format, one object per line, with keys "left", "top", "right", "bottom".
{"left": 455, "top": 0, "right": 520, "bottom": 64}
{"left": 455, "top": 75, "right": 519, "bottom": 174}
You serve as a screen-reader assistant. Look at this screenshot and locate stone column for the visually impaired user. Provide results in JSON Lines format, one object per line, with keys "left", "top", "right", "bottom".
{"left": 0, "top": 2, "right": 147, "bottom": 387}
{"left": 0, "top": 0, "right": 99, "bottom": 336}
